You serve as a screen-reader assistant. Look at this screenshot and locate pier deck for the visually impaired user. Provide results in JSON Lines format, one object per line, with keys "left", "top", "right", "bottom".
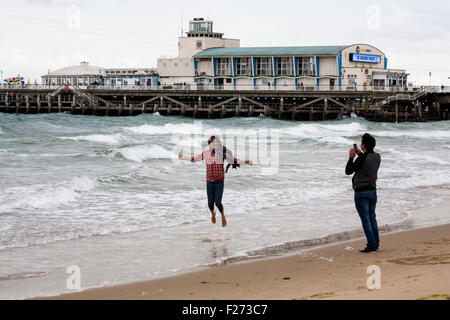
{"left": 0, "top": 85, "right": 448, "bottom": 122}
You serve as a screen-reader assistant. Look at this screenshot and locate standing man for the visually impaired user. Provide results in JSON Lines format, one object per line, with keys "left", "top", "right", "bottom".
{"left": 179, "top": 136, "right": 252, "bottom": 228}
{"left": 345, "top": 134, "right": 382, "bottom": 253}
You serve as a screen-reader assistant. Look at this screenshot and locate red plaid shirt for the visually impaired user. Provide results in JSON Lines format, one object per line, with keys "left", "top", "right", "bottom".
{"left": 192, "top": 150, "right": 236, "bottom": 183}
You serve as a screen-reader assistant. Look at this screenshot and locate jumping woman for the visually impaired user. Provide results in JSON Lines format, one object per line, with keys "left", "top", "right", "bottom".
{"left": 179, "top": 136, "right": 253, "bottom": 228}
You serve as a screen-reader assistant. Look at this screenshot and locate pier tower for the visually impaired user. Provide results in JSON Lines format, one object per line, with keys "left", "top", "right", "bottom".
{"left": 157, "top": 18, "right": 240, "bottom": 85}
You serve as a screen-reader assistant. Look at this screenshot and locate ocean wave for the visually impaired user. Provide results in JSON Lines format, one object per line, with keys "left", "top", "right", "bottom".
{"left": 115, "top": 145, "right": 176, "bottom": 162}
{"left": 281, "top": 122, "right": 364, "bottom": 144}
{"left": 58, "top": 133, "right": 124, "bottom": 144}
{"left": 372, "top": 130, "right": 450, "bottom": 140}
{"left": 383, "top": 148, "right": 449, "bottom": 165}
{"left": 125, "top": 123, "right": 197, "bottom": 136}
{"left": 0, "top": 176, "right": 96, "bottom": 211}
{"left": 0, "top": 271, "right": 50, "bottom": 282}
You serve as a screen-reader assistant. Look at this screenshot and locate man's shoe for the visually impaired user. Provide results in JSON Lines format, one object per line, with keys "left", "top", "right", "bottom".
{"left": 359, "top": 247, "right": 377, "bottom": 253}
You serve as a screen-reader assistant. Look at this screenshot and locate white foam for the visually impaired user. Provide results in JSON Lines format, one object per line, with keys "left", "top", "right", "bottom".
{"left": 282, "top": 122, "right": 364, "bottom": 144}
{"left": 59, "top": 133, "right": 124, "bottom": 144}
{"left": 125, "top": 123, "right": 196, "bottom": 136}
{"left": 0, "top": 176, "right": 96, "bottom": 211}
{"left": 384, "top": 148, "right": 449, "bottom": 165}
{"left": 373, "top": 130, "right": 450, "bottom": 140}
{"left": 117, "top": 145, "right": 176, "bottom": 162}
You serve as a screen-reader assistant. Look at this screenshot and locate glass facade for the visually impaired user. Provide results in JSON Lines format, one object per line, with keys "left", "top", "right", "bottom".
{"left": 277, "top": 57, "right": 293, "bottom": 76}
{"left": 298, "top": 57, "right": 316, "bottom": 76}
{"left": 217, "top": 58, "right": 232, "bottom": 76}
{"left": 189, "top": 21, "right": 213, "bottom": 33}
{"left": 236, "top": 58, "right": 252, "bottom": 76}
{"left": 255, "top": 57, "right": 273, "bottom": 76}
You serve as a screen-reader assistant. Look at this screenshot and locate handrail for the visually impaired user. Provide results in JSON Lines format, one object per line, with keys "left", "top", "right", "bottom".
{"left": 0, "top": 84, "right": 448, "bottom": 93}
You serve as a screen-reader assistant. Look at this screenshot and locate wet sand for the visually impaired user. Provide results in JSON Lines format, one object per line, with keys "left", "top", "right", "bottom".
{"left": 41, "top": 201, "right": 450, "bottom": 300}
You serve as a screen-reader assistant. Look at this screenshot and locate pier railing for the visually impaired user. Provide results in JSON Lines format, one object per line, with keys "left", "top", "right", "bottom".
{"left": 2, "top": 84, "right": 447, "bottom": 93}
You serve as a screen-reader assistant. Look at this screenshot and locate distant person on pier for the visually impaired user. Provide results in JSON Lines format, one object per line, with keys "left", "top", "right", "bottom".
{"left": 345, "top": 134, "right": 382, "bottom": 253}
{"left": 179, "top": 136, "right": 253, "bottom": 228}
{"left": 442, "top": 85, "right": 445, "bottom": 92}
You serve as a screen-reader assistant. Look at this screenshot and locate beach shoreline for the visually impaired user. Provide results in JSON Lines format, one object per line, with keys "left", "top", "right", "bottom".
{"left": 39, "top": 198, "right": 450, "bottom": 300}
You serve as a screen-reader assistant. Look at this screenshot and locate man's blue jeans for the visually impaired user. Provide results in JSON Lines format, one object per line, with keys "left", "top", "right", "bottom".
{"left": 355, "top": 191, "right": 380, "bottom": 250}
{"left": 207, "top": 182, "right": 224, "bottom": 213}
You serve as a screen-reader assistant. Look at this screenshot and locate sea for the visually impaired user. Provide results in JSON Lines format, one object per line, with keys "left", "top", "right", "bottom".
{"left": 0, "top": 112, "right": 449, "bottom": 299}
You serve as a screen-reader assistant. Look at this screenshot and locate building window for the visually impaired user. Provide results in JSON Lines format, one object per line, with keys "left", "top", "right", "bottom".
{"left": 277, "top": 57, "right": 293, "bottom": 76}
{"left": 298, "top": 57, "right": 315, "bottom": 76}
{"left": 236, "top": 57, "right": 252, "bottom": 76}
{"left": 217, "top": 58, "right": 232, "bottom": 76}
{"left": 255, "top": 57, "right": 273, "bottom": 76}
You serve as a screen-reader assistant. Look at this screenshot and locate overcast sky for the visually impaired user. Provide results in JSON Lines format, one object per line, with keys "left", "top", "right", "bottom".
{"left": 0, "top": 0, "right": 449, "bottom": 85}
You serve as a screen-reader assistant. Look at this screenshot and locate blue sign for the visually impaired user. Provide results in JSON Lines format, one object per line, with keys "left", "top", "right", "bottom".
{"left": 351, "top": 53, "right": 381, "bottom": 64}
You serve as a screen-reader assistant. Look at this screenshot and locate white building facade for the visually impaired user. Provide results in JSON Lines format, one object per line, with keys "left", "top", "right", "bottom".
{"left": 157, "top": 18, "right": 240, "bottom": 86}
{"left": 192, "top": 44, "right": 408, "bottom": 91}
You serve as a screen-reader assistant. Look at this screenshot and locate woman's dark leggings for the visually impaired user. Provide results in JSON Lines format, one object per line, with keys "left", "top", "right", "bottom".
{"left": 207, "top": 182, "right": 224, "bottom": 213}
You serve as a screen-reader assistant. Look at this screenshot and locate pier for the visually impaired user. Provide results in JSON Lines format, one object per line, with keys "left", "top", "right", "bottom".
{"left": 0, "top": 85, "right": 449, "bottom": 122}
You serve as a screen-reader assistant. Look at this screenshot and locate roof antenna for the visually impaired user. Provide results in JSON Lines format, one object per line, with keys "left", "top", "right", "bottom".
{"left": 181, "top": 8, "right": 184, "bottom": 37}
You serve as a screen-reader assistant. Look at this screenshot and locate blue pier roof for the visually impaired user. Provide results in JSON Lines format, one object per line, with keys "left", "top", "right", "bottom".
{"left": 194, "top": 46, "right": 346, "bottom": 58}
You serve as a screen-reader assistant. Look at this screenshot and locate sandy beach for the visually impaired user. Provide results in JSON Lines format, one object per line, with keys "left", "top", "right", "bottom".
{"left": 42, "top": 202, "right": 450, "bottom": 301}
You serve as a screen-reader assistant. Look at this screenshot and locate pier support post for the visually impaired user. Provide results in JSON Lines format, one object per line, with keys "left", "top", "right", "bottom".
{"left": 48, "top": 95, "right": 52, "bottom": 113}
{"left": 16, "top": 96, "right": 20, "bottom": 113}
{"left": 395, "top": 101, "right": 399, "bottom": 123}
{"left": 309, "top": 106, "right": 314, "bottom": 121}
{"left": 180, "top": 103, "right": 186, "bottom": 116}
{"left": 129, "top": 104, "right": 134, "bottom": 116}
{"left": 26, "top": 95, "right": 30, "bottom": 114}
{"left": 323, "top": 98, "right": 328, "bottom": 121}
{"left": 37, "top": 95, "right": 41, "bottom": 113}
{"left": 208, "top": 105, "right": 213, "bottom": 119}
{"left": 106, "top": 103, "right": 110, "bottom": 116}
{"left": 167, "top": 104, "right": 172, "bottom": 116}
{"left": 198, "top": 96, "right": 202, "bottom": 109}
{"left": 278, "top": 98, "right": 284, "bottom": 120}
{"left": 142, "top": 103, "right": 146, "bottom": 114}
{"left": 264, "top": 105, "right": 270, "bottom": 117}
{"left": 432, "top": 102, "right": 440, "bottom": 120}
{"left": 154, "top": 103, "right": 159, "bottom": 114}
{"left": 5, "top": 93, "right": 9, "bottom": 109}
{"left": 58, "top": 95, "right": 62, "bottom": 113}
{"left": 193, "top": 104, "right": 198, "bottom": 118}
{"left": 418, "top": 101, "right": 423, "bottom": 120}
{"left": 236, "top": 98, "right": 242, "bottom": 117}
{"left": 71, "top": 96, "right": 76, "bottom": 114}
{"left": 221, "top": 105, "right": 226, "bottom": 118}
{"left": 160, "top": 97, "right": 164, "bottom": 113}
{"left": 249, "top": 104, "right": 254, "bottom": 117}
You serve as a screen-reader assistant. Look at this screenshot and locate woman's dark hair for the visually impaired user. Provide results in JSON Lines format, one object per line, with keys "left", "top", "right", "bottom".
{"left": 208, "top": 136, "right": 216, "bottom": 145}
{"left": 362, "top": 133, "right": 376, "bottom": 152}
